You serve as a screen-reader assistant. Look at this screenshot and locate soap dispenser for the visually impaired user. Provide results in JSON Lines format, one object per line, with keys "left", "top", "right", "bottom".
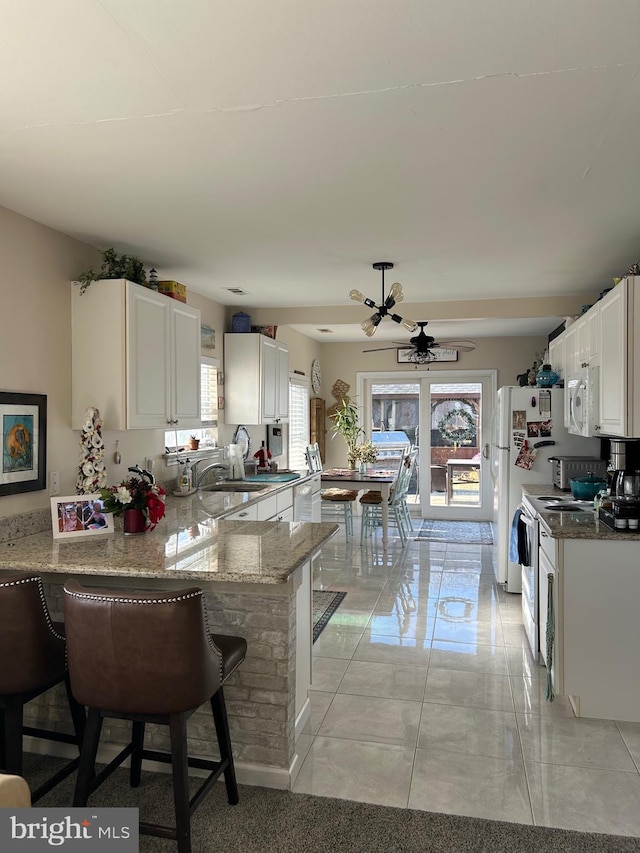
{"left": 179, "top": 459, "right": 193, "bottom": 494}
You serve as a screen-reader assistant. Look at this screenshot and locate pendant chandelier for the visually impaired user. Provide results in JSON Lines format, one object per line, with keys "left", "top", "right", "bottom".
{"left": 349, "top": 262, "right": 418, "bottom": 337}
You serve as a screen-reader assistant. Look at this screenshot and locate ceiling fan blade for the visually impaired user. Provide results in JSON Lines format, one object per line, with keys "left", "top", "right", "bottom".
{"left": 432, "top": 340, "right": 476, "bottom": 352}
{"left": 362, "top": 346, "right": 400, "bottom": 353}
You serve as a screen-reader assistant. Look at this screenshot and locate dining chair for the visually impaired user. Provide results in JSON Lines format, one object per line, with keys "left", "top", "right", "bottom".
{"left": 360, "top": 447, "right": 418, "bottom": 545}
{"left": 307, "top": 443, "right": 358, "bottom": 539}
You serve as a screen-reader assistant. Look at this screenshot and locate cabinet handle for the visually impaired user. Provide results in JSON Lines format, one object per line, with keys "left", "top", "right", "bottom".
{"left": 541, "top": 530, "right": 549, "bottom": 537}
{"left": 276, "top": 515, "right": 283, "bottom": 521}
{"left": 237, "top": 511, "right": 249, "bottom": 518}
{"left": 594, "top": 424, "right": 600, "bottom": 431}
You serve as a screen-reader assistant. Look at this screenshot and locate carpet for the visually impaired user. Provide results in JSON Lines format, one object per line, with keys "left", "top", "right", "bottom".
{"left": 414, "top": 519, "right": 494, "bottom": 544}
{"left": 312, "top": 589, "right": 346, "bottom": 642}
{"left": 29, "top": 759, "right": 640, "bottom": 853}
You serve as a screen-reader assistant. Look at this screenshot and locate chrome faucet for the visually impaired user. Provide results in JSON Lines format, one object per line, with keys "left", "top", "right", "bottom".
{"left": 194, "top": 461, "right": 230, "bottom": 489}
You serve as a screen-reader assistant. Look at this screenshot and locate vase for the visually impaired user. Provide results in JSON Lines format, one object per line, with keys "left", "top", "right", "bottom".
{"left": 123, "top": 508, "right": 147, "bottom": 535}
{"left": 358, "top": 462, "right": 368, "bottom": 474}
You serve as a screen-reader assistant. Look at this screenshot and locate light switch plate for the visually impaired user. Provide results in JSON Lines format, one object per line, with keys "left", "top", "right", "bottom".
{"left": 49, "top": 471, "right": 59, "bottom": 496}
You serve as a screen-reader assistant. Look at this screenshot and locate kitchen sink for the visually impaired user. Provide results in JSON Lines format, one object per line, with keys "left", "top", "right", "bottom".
{"left": 200, "top": 482, "right": 269, "bottom": 492}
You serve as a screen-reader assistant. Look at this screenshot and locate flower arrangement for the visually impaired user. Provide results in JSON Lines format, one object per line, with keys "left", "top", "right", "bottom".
{"left": 76, "top": 406, "right": 107, "bottom": 494}
{"left": 100, "top": 477, "right": 167, "bottom": 529}
{"left": 353, "top": 441, "right": 378, "bottom": 464}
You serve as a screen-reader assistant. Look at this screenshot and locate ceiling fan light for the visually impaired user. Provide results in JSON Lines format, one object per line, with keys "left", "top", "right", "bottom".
{"left": 361, "top": 313, "right": 382, "bottom": 337}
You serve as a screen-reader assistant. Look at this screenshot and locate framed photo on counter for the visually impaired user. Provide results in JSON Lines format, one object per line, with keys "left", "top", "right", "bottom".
{"left": 0, "top": 391, "right": 47, "bottom": 496}
{"left": 51, "top": 495, "right": 114, "bottom": 540}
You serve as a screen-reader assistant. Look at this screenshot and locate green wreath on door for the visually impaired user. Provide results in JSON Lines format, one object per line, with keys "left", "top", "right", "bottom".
{"left": 437, "top": 408, "right": 476, "bottom": 445}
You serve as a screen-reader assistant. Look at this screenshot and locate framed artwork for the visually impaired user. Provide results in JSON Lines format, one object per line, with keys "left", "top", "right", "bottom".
{"left": 201, "top": 323, "right": 216, "bottom": 349}
{"left": 0, "top": 391, "right": 47, "bottom": 496}
{"left": 51, "top": 495, "right": 114, "bottom": 540}
{"left": 396, "top": 348, "right": 458, "bottom": 364}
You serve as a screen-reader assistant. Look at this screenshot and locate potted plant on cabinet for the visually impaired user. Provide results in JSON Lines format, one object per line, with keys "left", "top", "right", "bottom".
{"left": 76, "top": 248, "right": 147, "bottom": 295}
{"left": 329, "top": 396, "right": 364, "bottom": 468}
{"left": 188, "top": 435, "right": 200, "bottom": 451}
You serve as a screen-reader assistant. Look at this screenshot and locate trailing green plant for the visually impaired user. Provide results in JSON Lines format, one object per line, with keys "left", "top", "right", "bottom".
{"left": 76, "top": 247, "right": 147, "bottom": 295}
{"left": 329, "top": 396, "right": 364, "bottom": 467}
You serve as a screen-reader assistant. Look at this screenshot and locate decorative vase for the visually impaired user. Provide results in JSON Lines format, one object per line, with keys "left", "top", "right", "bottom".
{"left": 358, "top": 462, "right": 368, "bottom": 474}
{"left": 123, "top": 508, "right": 147, "bottom": 535}
{"left": 536, "top": 364, "right": 559, "bottom": 388}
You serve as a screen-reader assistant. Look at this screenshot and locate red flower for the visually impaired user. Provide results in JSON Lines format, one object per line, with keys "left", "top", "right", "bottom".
{"left": 146, "top": 487, "right": 166, "bottom": 529}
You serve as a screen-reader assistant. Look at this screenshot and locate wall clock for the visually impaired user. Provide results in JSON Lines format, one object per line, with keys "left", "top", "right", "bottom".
{"left": 311, "top": 359, "right": 321, "bottom": 394}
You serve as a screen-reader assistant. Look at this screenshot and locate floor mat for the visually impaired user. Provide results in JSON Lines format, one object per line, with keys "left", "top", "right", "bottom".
{"left": 313, "top": 590, "right": 347, "bottom": 642}
{"left": 413, "top": 519, "right": 493, "bottom": 544}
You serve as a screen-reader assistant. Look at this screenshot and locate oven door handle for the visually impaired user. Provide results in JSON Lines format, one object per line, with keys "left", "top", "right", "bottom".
{"left": 518, "top": 504, "right": 536, "bottom": 527}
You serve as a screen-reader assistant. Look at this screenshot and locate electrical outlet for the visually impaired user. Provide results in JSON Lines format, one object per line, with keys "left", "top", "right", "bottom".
{"left": 49, "top": 471, "right": 60, "bottom": 496}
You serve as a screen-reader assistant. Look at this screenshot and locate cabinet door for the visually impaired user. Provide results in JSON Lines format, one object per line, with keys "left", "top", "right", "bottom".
{"left": 127, "top": 284, "right": 171, "bottom": 429}
{"left": 171, "top": 301, "right": 201, "bottom": 428}
{"left": 598, "top": 283, "right": 628, "bottom": 436}
{"left": 276, "top": 343, "right": 289, "bottom": 420}
{"left": 563, "top": 325, "right": 577, "bottom": 427}
{"left": 586, "top": 305, "right": 600, "bottom": 365}
{"left": 261, "top": 337, "right": 278, "bottom": 421}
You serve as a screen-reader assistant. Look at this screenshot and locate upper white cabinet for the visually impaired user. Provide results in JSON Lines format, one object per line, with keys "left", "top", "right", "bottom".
{"left": 72, "top": 280, "right": 201, "bottom": 430}
{"left": 597, "top": 277, "right": 640, "bottom": 437}
{"left": 224, "top": 334, "right": 289, "bottom": 424}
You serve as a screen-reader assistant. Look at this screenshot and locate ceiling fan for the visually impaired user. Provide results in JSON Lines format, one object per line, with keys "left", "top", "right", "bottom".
{"left": 364, "top": 321, "right": 476, "bottom": 364}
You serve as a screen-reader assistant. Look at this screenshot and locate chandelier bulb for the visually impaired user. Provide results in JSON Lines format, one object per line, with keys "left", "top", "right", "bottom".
{"left": 349, "top": 289, "right": 365, "bottom": 303}
{"left": 400, "top": 317, "right": 418, "bottom": 333}
{"left": 361, "top": 314, "right": 381, "bottom": 337}
{"left": 388, "top": 282, "right": 404, "bottom": 303}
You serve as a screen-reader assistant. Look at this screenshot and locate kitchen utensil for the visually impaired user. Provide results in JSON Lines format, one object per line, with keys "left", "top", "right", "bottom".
{"left": 569, "top": 476, "right": 608, "bottom": 501}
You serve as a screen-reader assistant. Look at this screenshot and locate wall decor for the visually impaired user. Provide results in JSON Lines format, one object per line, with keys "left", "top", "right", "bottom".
{"left": 397, "top": 348, "right": 458, "bottom": 364}
{"left": 201, "top": 323, "right": 216, "bottom": 349}
{"left": 0, "top": 391, "right": 47, "bottom": 496}
{"left": 50, "top": 494, "right": 114, "bottom": 539}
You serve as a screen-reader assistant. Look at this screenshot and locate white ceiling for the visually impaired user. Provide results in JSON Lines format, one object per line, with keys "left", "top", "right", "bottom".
{"left": 1, "top": 1, "right": 640, "bottom": 343}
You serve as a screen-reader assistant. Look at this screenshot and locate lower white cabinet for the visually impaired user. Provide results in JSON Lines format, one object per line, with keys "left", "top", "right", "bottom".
{"left": 226, "top": 485, "right": 293, "bottom": 522}
{"left": 538, "top": 527, "right": 640, "bottom": 722}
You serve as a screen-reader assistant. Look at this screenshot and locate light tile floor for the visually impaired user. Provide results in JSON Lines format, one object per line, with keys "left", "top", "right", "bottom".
{"left": 292, "top": 520, "right": 640, "bottom": 837}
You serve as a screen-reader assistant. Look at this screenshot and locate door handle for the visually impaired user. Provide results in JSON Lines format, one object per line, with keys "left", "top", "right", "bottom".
{"left": 482, "top": 443, "right": 489, "bottom": 459}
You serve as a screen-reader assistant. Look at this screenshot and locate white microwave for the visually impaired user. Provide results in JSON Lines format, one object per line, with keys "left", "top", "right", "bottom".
{"left": 567, "top": 366, "right": 599, "bottom": 437}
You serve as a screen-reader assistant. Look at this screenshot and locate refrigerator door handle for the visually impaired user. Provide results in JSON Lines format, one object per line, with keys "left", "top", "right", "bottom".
{"left": 482, "top": 443, "right": 490, "bottom": 459}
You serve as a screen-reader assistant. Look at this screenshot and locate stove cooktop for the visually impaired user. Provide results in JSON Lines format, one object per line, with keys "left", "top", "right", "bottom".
{"left": 523, "top": 493, "right": 594, "bottom": 516}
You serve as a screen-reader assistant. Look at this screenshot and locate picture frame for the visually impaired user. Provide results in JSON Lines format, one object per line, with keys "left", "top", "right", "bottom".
{"left": 396, "top": 348, "right": 458, "bottom": 364}
{"left": 0, "top": 391, "right": 47, "bottom": 496}
{"left": 51, "top": 495, "right": 114, "bottom": 540}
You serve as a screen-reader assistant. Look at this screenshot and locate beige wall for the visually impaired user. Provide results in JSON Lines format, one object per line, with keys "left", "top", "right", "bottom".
{"left": 319, "top": 334, "right": 548, "bottom": 468}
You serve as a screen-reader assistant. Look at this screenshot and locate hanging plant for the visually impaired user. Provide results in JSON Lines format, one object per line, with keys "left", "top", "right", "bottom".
{"left": 437, "top": 407, "right": 476, "bottom": 445}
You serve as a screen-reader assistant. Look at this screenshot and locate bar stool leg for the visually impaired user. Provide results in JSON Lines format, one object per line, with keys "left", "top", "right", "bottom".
{"left": 64, "top": 673, "right": 86, "bottom": 749}
{"left": 1, "top": 696, "right": 24, "bottom": 776}
{"left": 168, "top": 713, "right": 191, "bottom": 853}
{"left": 73, "top": 707, "right": 103, "bottom": 807}
{"left": 130, "top": 721, "right": 145, "bottom": 787}
{"left": 210, "top": 687, "right": 239, "bottom": 805}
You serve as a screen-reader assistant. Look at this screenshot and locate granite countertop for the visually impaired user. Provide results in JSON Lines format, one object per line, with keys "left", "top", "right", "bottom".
{"left": 522, "top": 484, "right": 640, "bottom": 542}
{"left": 0, "top": 473, "right": 338, "bottom": 585}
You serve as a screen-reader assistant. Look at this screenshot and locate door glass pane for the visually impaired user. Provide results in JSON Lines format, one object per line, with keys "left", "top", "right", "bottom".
{"left": 428, "top": 382, "right": 481, "bottom": 509}
{"left": 370, "top": 382, "right": 419, "bottom": 501}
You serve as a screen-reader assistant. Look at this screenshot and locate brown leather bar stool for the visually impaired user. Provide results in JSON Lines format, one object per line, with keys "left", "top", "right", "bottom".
{"left": 0, "top": 571, "right": 85, "bottom": 802}
{"left": 63, "top": 580, "right": 247, "bottom": 853}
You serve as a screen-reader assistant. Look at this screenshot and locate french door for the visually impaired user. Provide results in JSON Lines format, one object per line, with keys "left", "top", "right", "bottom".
{"left": 357, "top": 370, "right": 496, "bottom": 521}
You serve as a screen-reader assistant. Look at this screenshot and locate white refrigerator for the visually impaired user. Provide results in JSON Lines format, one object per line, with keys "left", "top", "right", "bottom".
{"left": 491, "top": 386, "right": 600, "bottom": 593}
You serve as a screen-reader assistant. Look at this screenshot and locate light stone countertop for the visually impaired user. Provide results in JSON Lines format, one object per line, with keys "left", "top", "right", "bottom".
{"left": 0, "top": 475, "right": 338, "bottom": 586}
{"left": 522, "top": 484, "right": 640, "bottom": 541}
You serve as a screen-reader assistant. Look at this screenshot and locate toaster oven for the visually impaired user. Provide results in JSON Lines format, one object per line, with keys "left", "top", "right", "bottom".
{"left": 550, "top": 456, "right": 608, "bottom": 490}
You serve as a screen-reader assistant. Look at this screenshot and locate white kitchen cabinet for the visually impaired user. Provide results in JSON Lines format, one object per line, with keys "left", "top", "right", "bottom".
{"left": 548, "top": 334, "right": 565, "bottom": 382}
{"left": 539, "top": 526, "right": 640, "bottom": 722}
{"left": 596, "top": 277, "right": 640, "bottom": 436}
{"left": 72, "top": 280, "right": 201, "bottom": 430}
{"left": 224, "top": 333, "right": 289, "bottom": 424}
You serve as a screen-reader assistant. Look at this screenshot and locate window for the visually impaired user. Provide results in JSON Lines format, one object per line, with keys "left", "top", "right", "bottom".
{"left": 288, "top": 375, "right": 310, "bottom": 470}
{"left": 164, "top": 356, "right": 219, "bottom": 452}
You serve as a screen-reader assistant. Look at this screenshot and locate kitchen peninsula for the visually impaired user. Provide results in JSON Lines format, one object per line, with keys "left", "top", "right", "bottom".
{"left": 522, "top": 484, "right": 640, "bottom": 723}
{"left": 0, "top": 482, "right": 338, "bottom": 790}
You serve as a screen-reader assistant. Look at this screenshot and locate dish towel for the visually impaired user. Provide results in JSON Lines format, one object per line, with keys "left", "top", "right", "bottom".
{"left": 509, "top": 509, "right": 522, "bottom": 563}
{"left": 545, "top": 572, "right": 555, "bottom": 702}
{"left": 509, "top": 509, "right": 531, "bottom": 566}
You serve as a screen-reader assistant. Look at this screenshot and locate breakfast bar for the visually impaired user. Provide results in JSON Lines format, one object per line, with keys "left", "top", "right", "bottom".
{"left": 0, "top": 489, "right": 338, "bottom": 789}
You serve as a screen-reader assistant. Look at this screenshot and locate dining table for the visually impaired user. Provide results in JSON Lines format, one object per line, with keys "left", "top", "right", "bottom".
{"left": 320, "top": 467, "right": 397, "bottom": 551}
